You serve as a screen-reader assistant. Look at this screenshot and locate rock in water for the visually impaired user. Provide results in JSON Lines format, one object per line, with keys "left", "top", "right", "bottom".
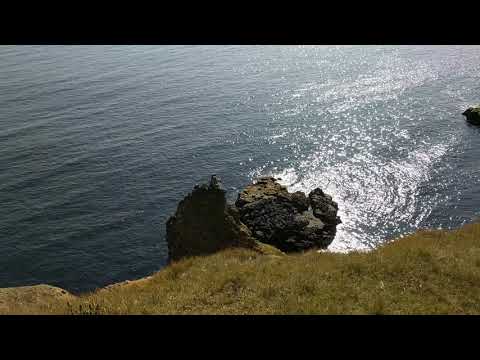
{"left": 309, "top": 188, "right": 342, "bottom": 226}
{"left": 235, "top": 177, "right": 341, "bottom": 252}
{"left": 462, "top": 106, "right": 480, "bottom": 125}
{"left": 166, "top": 176, "right": 256, "bottom": 262}
{"left": 166, "top": 175, "right": 340, "bottom": 259}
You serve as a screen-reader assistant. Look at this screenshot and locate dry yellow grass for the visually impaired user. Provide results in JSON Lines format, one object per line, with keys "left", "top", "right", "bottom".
{"left": 4, "top": 223, "right": 480, "bottom": 314}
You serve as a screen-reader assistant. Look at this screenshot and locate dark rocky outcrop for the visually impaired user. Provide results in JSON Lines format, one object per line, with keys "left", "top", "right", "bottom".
{"left": 309, "top": 188, "right": 341, "bottom": 227}
{"left": 166, "top": 176, "right": 256, "bottom": 262}
{"left": 235, "top": 177, "right": 341, "bottom": 252}
{"left": 166, "top": 175, "right": 341, "bottom": 260}
{"left": 463, "top": 106, "right": 480, "bottom": 125}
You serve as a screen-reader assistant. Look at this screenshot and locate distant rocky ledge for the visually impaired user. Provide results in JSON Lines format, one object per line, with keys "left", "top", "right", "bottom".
{"left": 166, "top": 175, "right": 341, "bottom": 261}
{"left": 463, "top": 106, "right": 480, "bottom": 125}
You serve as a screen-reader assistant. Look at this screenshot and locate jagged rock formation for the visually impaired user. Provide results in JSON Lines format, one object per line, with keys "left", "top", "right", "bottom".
{"left": 166, "top": 176, "right": 256, "bottom": 262}
{"left": 166, "top": 175, "right": 341, "bottom": 260}
{"left": 235, "top": 177, "right": 341, "bottom": 252}
{"left": 463, "top": 106, "right": 480, "bottom": 125}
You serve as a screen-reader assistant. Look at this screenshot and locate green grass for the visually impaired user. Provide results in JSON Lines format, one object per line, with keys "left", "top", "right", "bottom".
{"left": 5, "top": 223, "right": 480, "bottom": 314}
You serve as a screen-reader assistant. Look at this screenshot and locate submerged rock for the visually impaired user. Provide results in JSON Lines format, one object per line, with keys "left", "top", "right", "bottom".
{"left": 462, "top": 106, "right": 480, "bottom": 125}
{"left": 235, "top": 177, "right": 341, "bottom": 252}
{"left": 166, "top": 176, "right": 256, "bottom": 262}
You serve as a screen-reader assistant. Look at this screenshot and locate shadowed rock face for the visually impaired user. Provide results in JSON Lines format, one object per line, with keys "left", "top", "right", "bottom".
{"left": 463, "top": 106, "right": 480, "bottom": 125}
{"left": 235, "top": 177, "right": 341, "bottom": 252}
{"left": 166, "top": 176, "right": 256, "bottom": 262}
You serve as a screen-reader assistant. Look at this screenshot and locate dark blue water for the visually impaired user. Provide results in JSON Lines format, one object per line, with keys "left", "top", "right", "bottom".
{"left": 1, "top": 45, "right": 480, "bottom": 293}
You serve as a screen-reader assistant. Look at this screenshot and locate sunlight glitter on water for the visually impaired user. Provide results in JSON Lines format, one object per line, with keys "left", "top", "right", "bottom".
{"left": 252, "top": 138, "right": 455, "bottom": 253}
{"left": 246, "top": 46, "right": 464, "bottom": 252}
{"left": 2, "top": 45, "right": 480, "bottom": 292}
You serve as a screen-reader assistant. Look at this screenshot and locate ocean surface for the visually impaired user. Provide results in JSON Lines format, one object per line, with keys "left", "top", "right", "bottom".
{"left": 1, "top": 45, "right": 480, "bottom": 293}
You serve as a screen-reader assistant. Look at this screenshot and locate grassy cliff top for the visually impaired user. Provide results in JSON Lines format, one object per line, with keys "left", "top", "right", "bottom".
{"left": 2, "top": 222, "right": 480, "bottom": 315}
